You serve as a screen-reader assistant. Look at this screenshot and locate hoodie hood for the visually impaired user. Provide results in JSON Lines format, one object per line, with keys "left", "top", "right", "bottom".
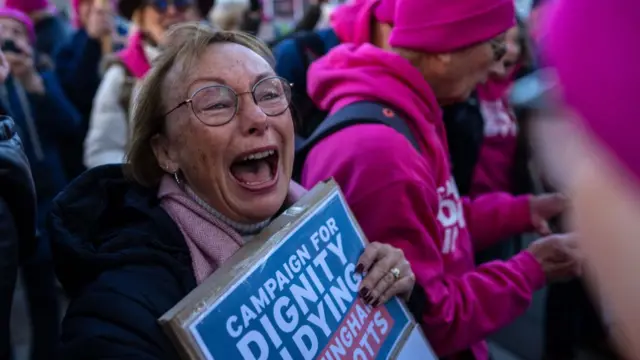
{"left": 48, "top": 165, "right": 193, "bottom": 297}
{"left": 330, "top": 0, "right": 378, "bottom": 45}
{"left": 118, "top": 31, "right": 152, "bottom": 79}
{"left": 307, "top": 43, "right": 445, "bottom": 154}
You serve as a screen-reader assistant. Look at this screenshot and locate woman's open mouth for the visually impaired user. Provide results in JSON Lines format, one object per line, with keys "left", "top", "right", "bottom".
{"left": 229, "top": 147, "right": 279, "bottom": 191}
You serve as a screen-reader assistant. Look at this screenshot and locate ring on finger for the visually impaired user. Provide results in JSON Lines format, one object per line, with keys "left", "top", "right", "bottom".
{"left": 389, "top": 267, "right": 401, "bottom": 280}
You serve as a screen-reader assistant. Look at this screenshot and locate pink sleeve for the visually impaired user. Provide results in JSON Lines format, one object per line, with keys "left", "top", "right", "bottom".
{"left": 301, "top": 127, "right": 546, "bottom": 356}
{"left": 462, "top": 193, "right": 534, "bottom": 251}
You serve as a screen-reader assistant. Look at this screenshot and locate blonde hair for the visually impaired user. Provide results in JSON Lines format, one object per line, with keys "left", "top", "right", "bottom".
{"left": 209, "top": 2, "right": 249, "bottom": 31}
{"left": 125, "top": 22, "right": 275, "bottom": 187}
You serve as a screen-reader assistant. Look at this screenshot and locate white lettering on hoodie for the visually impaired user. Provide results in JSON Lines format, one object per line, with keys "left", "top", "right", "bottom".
{"left": 437, "top": 178, "right": 466, "bottom": 255}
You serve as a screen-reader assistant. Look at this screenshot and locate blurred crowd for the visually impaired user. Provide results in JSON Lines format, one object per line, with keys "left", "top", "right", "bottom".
{"left": 0, "top": 0, "right": 638, "bottom": 359}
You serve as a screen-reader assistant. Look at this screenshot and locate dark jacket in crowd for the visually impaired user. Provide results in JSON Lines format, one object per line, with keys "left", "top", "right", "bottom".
{"left": 50, "top": 165, "right": 198, "bottom": 359}
{"left": 55, "top": 29, "right": 103, "bottom": 178}
{"left": 0, "top": 72, "right": 81, "bottom": 231}
{"left": 0, "top": 116, "right": 36, "bottom": 359}
{"left": 34, "top": 13, "right": 71, "bottom": 59}
{"left": 56, "top": 29, "right": 102, "bottom": 129}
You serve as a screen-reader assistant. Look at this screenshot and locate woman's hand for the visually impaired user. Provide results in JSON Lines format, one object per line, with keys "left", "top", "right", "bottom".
{"left": 527, "top": 233, "right": 583, "bottom": 282}
{"left": 356, "top": 242, "right": 415, "bottom": 306}
{"left": 530, "top": 193, "right": 567, "bottom": 235}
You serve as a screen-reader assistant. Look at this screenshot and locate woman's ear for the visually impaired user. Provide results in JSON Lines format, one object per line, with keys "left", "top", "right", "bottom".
{"left": 151, "top": 133, "right": 179, "bottom": 173}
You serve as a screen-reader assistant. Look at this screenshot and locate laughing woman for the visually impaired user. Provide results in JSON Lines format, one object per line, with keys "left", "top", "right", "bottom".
{"left": 48, "top": 23, "right": 418, "bottom": 359}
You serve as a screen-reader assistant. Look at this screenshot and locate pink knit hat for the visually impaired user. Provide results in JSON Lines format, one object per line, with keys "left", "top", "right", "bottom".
{"left": 544, "top": 0, "right": 640, "bottom": 180}
{"left": 389, "top": 0, "right": 515, "bottom": 53}
{"left": 0, "top": 7, "right": 36, "bottom": 43}
{"left": 330, "top": 0, "right": 393, "bottom": 44}
{"left": 373, "top": 0, "right": 395, "bottom": 24}
{"left": 4, "top": 0, "right": 48, "bottom": 14}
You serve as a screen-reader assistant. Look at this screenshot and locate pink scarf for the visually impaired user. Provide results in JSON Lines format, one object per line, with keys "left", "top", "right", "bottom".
{"left": 118, "top": 31, "right": 151, "bottom": 79}
{"left": 158, "top": 175, "right": 307, "bottom": 284}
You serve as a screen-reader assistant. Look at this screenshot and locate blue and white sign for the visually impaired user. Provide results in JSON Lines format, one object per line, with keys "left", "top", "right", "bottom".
{"left": 189, "top": 190, "right": 413, "bottom": 360}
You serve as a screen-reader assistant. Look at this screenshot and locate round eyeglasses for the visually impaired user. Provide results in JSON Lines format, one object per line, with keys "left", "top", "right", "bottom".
{"left": 164, "top": 76, "right": 293, "bottom": 127}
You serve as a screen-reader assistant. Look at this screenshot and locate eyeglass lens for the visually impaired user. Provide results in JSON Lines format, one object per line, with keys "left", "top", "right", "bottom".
{"left": 191, "top": 77, "right": 292, "bottom": 126}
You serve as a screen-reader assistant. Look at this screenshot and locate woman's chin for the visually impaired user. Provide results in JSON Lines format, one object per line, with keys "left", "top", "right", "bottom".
{"left": 227, "top": 173, "right": 290, "bottom": 223}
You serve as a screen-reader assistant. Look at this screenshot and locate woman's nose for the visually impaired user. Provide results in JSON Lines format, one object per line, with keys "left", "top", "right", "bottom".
{"left": 238, "top": 98, "right": 269, "bottom": 135}
{"left": 489, "top": 60, "right": 507, "bottom": 78}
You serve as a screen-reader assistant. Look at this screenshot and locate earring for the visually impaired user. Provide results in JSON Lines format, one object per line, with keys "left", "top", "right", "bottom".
{"left": 173, "top": 171, "right": 181, "bottom": 185}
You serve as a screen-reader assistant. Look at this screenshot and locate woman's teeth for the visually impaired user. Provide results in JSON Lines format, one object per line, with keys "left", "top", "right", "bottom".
{"left": 242, "top": 150, "right": 275, "bottom": 161}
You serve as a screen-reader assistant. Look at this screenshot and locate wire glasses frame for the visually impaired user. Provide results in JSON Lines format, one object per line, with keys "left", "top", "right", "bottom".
{"left": 490, "top": 37, "right": 508, "bottom": 62}
{"left": 164, "top": 76, "right": 293, "bottom": 127}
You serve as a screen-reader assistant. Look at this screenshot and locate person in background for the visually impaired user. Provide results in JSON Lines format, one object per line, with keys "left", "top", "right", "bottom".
{"left": 240, "top": 0, "right": 261, "bottom": 35}
{"left": 5, "top": 0, "right": 70, "bottom": 59}
{"left": 55, "top": 0, "right": 114, "bottom": 178}
{"left": 83, "top": 0, "right": 194, "bottom": 169}
{"left": 209, "top": 1, "right": 248, "bottom": 31}
{"left": 0, "top": 48, "right": 37, "bottom": 360}
{"left": 292, "top": 0, "right": 326, "bottom": 33}
{"left": 197, "top": 0, "right": 215, "bottom": 18}
{"left": 49, "top": 23, "right": 419, "bottom": 358}
{"left": 301, "top": 0, "right": 581, "bottom": 357}
{"left": 525, "top": 0, "right": 640, "bottom": 358}
{"left": 273, "top": 0, "right": 394, "bottom": 138}
{"left": 442, "top": 18, "right": 540, "bottom": 262}
{"left": 0, "top": 7, "right": 81, "bottom": 360}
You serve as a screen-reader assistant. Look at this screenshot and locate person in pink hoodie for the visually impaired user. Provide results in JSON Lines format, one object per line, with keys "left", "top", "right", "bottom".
{"left": 525, "top": 0, "right": 640, "bottom": 358}
{"left": 301, "top": 0, "right": 582, "bottom": 358}
{"left": 469, "top": 20, "right": 533, "bottom": 198}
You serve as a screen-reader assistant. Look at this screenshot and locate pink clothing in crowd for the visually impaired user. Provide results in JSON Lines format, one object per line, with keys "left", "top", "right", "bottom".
{"left": 5, "top": 0, "right": 47, "bottom": 14}
{"left": 470, "top": 78, "right": 519, "bottom": 196}
{"left": 159, "top": 175, "right": 307, "bottom": 284}
{"left": 118, "top": 31, "right": 151, "bottom": 79}
{"left": 389, "top": 0, "right": 515, "bottom": 53}
{"left": 302, "top": 43, "right": 545, "bottom": 359}
{"left": 544, "top": 0, "right": 640, "bottom": 181}
{"left": 330, "top": 0, "right": 392, "bottom": 45}
{"left": 0, "top": 7, "right": 35, "bottom": 42}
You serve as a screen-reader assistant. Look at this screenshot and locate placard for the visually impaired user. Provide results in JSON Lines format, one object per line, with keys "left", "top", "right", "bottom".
{"left": 160, "top": 180, "right": 433, "bottom": 360}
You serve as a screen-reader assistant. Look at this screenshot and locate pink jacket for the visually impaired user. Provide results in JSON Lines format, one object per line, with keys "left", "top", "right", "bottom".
{"left": 302, "top": 44, "right": 545, "bottom": 359}
{"left": 330, "top": 0, "right": 378, "bottom": 45}
{"left": 470, "top": 78, "right": 519, "bottom": 196}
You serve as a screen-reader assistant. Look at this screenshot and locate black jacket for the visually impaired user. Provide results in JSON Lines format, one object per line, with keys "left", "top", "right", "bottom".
{"left": 49, "top": 165, "right": 429, "bottom": 359}
{"left": 49, "top": 165, "right": 196, "bottom": 359}
{"left": 0, "top": 115, "right": 36, "bottom": 359}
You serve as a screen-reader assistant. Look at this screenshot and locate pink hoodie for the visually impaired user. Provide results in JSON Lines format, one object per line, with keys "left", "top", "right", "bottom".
{"left": 470, "top": 75, "right": 519, "bottom": 197}
{"left": 330, "top": 0, "right": 387, "bottom": 45}
{"left": 302, "top": 44, "right": 545, "bottom": 359}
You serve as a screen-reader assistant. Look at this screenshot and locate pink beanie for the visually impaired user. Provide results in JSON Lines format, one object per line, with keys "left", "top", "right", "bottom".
{"left": 390, "top": 0, "right": 515, "bottom": 53}
{"left": 373, "top": 0, "right": 395, "bottom": 24}
{"left": 4, "top": 0, "right": 48, "bottom": 14}
{"left": 330, "top": 0, "right": 392, "bottom": 45}
{"left": 0, "top": 7, "right": 36, "bottom": 43}
{"left": 544, "top": 0, "right": 640, "bottom": 180}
